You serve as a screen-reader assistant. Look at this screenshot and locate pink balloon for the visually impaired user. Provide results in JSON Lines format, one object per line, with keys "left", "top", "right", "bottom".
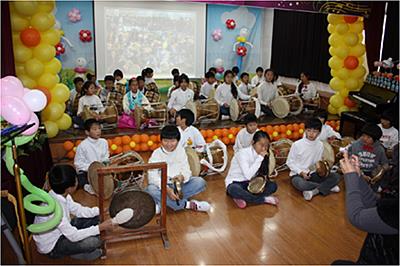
{"left": 22, "top": 112, "right": 39, "bottom": 136}
{"left": 23, "top": 88, "right": 31, "bottom": 95}
{"left": 1, "top": 76, "right": 24, "bottom": 97}
{"left": 23, "top": 89, "right": 47, "bottom": 112}
{"left": 1, "top": 96, "right": 31, "bottom": 125}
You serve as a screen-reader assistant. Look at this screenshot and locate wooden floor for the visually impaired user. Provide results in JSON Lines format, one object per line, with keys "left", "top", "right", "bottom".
{"left": 19, "top": 147, "right": 366, "bottom": 265}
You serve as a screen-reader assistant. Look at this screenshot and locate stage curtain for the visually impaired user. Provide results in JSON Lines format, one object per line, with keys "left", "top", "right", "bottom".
{"left": 381, "top": 1, "right": 399, "bottom": 62}
{"left": 270, "top": 9, "right": 331, "bottom": 83}
{"left": 1, "top": 1, "right": 15, "bottom": 77}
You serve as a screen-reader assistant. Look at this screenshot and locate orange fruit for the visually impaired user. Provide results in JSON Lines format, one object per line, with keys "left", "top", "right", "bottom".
{"left": 140, "top": 134, "right": 149, "bottom": 143}
{"left": 206, "top": 129, "right": 214, "bottom": 138}
{"left": 222, "top": 137, "right": 230, "bottom": 145}
{"left": 63, "top": 141, "right": 74, "bottom": 151}
{"left": 122, "top": 145, "right": 131, "bottom": 152}
{"left": 121, "top": 135, "right": 131, "bottom": 145}
{"left": 132, "top": 134, "right": 141, "bottom": 143}
{"left": 66, "top": 150, "right": 75, "bottom": 159}
{"left": 273, "top": 125, "right": 280, "bottom": 133}
{"left": 113, "top": 137, "right": 122, "bottom": 145}
{"left": 150, "top": 135, "right": 158, "bottom": 143}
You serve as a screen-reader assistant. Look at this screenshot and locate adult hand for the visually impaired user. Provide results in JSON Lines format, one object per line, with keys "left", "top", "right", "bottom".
{"left": 340, "top": 151, "right": 359, "bottom": 175}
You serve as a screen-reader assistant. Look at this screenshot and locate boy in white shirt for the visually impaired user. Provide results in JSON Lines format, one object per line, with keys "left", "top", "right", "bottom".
{"left": 145, "top": 125, "right": 210, "bottom": 212}
{"left": 303, "top": 110, "right": 341, "bottom": 142}
{"left": 168, "top": 74, "right": 194, "bottom": 120}
{"left": 199, "top": 71, "right": 218, "bottom": 99}
{"left": 287, "top": 118, "right": 341, "bottom": 201}
{"left": 238, "top": 72, "right": 252, "bottom": 96}
{"left": 378, "top": 111, "right": 399, "bottom": 151}
{"left": 233, "top": 114, "right": 259, "bottom": 153}
{"left": 74, "top": 119, "right": 109, "bottom": 194}
{"left": 33, "top": 165, "right": 113, "bottom": 260}
{"left": 251, "top": 67, "right": 264, "bottom": 88}
{"left": 176, "top": 109, "right": 206, "bottom": 152}
{"left": 77, "top": 81, "right": 105, "bottom": 119}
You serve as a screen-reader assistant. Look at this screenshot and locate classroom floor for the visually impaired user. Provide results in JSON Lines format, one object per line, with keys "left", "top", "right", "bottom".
{"left": 25, "top": 147, "right": 366, "bottom": 265}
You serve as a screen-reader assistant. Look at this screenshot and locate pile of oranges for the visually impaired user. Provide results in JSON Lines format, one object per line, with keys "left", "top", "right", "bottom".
{"left": 62, "top": 120, "right": 340, "bottom": 160}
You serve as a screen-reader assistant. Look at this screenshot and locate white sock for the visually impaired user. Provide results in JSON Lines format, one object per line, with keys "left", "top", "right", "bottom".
{"left": 186, "top": 200, "right": 210, "bottom": 212}
{"left": 330, "top": 185, "right": 341, "bottom": 193}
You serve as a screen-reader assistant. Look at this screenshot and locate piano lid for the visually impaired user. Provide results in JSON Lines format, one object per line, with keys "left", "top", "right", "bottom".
{"left": 349, "top": 82, "right": 398, "bottom": 106}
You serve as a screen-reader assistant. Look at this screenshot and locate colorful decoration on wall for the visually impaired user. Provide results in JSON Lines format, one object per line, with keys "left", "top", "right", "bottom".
{"left": 55, "top": 42, "right": 65, "bottom": 56}
{"left": 225, "top": 18, "right": 236, "bottom": 29}
{"left": 327, "top": 14, "right": 366, "bottom": 116}
{"left": 211, "top": 28, "right": 222, "bottom": 41}
{"left": 67, "top": 7, "right": 81, "bottom": 23}
{"left": 79, "top": 29, "right": 92, "bottom": 42}
{"left": 9, "top": 1, "right": 71, "bottom": 138}
{"left": 232, "top": 28, "right": 253, "bottom": 71}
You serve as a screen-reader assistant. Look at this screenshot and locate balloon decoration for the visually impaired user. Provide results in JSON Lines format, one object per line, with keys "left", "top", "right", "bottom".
{"left": 232, "top": 28, "right": 254, "bottom": 72}
{"left": 211, "top": 28, "right": 222, "bottom": 41}
{"left": 79, "top": 30, "right": 92, "bottom": 42}
{"left": 214, "top": 58, "right": 225, "bottom": 80}
{"left": 225, "top": 19, "right": 236, "bottom": 29}
{"left": 10, "top": 1, "right": 72, "bottom": 138}
{"left": 327, "top": 14, "right": 366, "bottom": 116}
{"left": 67, "top": 7, "right": 81, "bottom": 23}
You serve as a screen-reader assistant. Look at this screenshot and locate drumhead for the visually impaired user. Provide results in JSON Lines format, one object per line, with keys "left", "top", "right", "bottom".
{"left": 185, "top": 147, "right": 201, "bottom": 177}
{"left": 288, "top": 95, "right": 303, "bottom": 116}
{"left": 271, "top": 97, "right": 290, "bottom": 118}
{"left": 109, "top": 188, "right": 155, "bottom": 229}
{"left": 322, "top": 141, "right": 335, "bottom": 167}
{"left": 230, "top": 99, "right": 240, "bottom": 121}
{"left": 88, "top": 161, "right": 115, "bottom": 199}
{"left": 208, "top": 88, "right": 216, "bottom": 99}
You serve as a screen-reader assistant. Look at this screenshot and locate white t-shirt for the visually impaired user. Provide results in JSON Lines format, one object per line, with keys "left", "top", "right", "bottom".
{"left": 215, "top": 83, "right": 250, "bottom": 106}
{"left": 251, "top": 75, "right": 265, "bottom": 87}
{"left": 74, "top": 137, "right": 109, "bottom": 172}
{"left": 378, "top": 124, "right": 399, "bottom": 149}
{"left": 200, "top": 82, "right": 217, "bottom": 98}
{"left": 238, "top": 82, "right": 251, "bottom": 96}
{"left": 302, "top": 124, "right": 341, "bottom": 142}
{"left": 178, "top": 125, "right": 206, "bottom": 152}
{"left": 286, "top": 138, "right": 324, "bottom": 176}
{"left": 256, "top": 81, "right": 279, "bottom": 106}
{"left": 233, "top": 127, "right": 259, "bottom": 153}
{"left": 77, "top": 95, "right": 104, "bottom": 115}
{"left": 297, "top": 82, "right": 317, "bottom": 100}
{"left": 167, "top": 88, "right": 194, "bottom": 111}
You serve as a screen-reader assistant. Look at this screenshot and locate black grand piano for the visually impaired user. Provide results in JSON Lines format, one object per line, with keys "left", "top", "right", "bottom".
{"left": 340, "top": 82, "right": 398, "bottom": 138}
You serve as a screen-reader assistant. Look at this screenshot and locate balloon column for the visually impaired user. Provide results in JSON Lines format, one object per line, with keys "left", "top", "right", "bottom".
{"left": 327, "top": 14, "right": 366, "bottom": 116}
{"left": 10, "top": 1, "right": 71, "bottom": 138}
{"left": 232, "top": 28, "right": 253, "bottom": 72}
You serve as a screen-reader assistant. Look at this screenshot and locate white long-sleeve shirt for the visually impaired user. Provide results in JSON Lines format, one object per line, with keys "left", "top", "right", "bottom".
{"left": 122, "top": 92, "right": 150, "bottom": 115}
{"left": 286, "top": 138, "right": 324, "bottom": 176}
{"left": 200, "top": 82, "right": 217, "bottom": 98}
{"left": 148, "top": 146, "right": 192, "bottom": 189}
{"left": 233, "top": 127, "right": 259, "bottom": 153}
{"left": 251, "top": 75, "right": 264, "bottom": 87}
{"left": 303, "top": 124, "right": 341, "bottom": 142}
{"left": 33, "top": 190, "right": 99, "bottom": 254}
{"left": 74, "top": 137, "right": 109, "bottom": 172}
{"left": 238, "top": 82, "right": 251, "bottom": 96}
{"left": 215, "top": 83, "right": 250, "bottom": 106}
{"left": 225, "top": 145, "right": 264, "bottom": 187}
{"left": 256, "top": 81, "right": 279, "bottom": 106}
{"left": 77, "top": 95, "right": 105, "bottom": 115}
{"left": 178, "top": 125, "right": 206, "bottom": 151}
{"left": 297, "top": 82, "right": 317, "bottom": 100}
{"left": 167, "top": 88, "right": 194, "bottom": 111}
{"left": 378, "top": 124, "right": 399, "bottom": 149}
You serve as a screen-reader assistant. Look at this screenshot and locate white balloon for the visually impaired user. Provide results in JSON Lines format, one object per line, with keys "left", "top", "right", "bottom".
{"left": 214, "top": 58, "right": 223, "bottom": 68}
{"left": 239, "top": 27, "right": 249, "bottom": 38}
{"left": 23, "top": 89, "right": 47, "bottom": 112}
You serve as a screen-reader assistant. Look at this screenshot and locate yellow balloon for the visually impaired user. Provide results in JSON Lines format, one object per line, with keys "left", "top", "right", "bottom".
{"left": 354, "top": 79, "right": 364, "bottom": 91}
{"left": 328, "top": 56, "right": 343, "bottom": 70}
{"left": 339, "top": 88, "right": 349, "bottom": 98}
{"left": 330, "top": 93, "right": 344, "bottom": 109}
{"left": 56, "top": 113, "right": 72, "bottom": 130}
{"left": 327, "top": 14, "right": 344, "bottom": 25}
{"left": 13, "top": 1, "right": 38, "bottom": 16}
{"left": 335, "top": 23, "right": 349, "bottom": 35}
{"left": 15, "top": 63, "right": 26, "bottom": 76}
{"left": 44, "top": 120, "right": 59, "bottom": 138}
{"left": 328, "top": 33, "right": 343, "bottom": 47}
{"left": 338, "top": 105, "right": 350, "bottom": 116}
{"left": 349, "top": 21, "right": 364, "bottom": 33}
{"left": 327, "top": 104, "right": 338, "bottom": 115}
{"left": 329, "top": 77, "right": 345, "bottom": 91}
{"left": 37, "top": 73, "right": 60, "bottom": 90}
{"left": 337, "top": 68, "right": 350, "bottom": 80}
{"left": 333, "top": 46, "right": 349, "bottom": 58}
{"left": 37, "top": 1, "right": 55, "bottom": 13}
{"left": 33, "top": 43, "right": 56, "bottom": 62}
{"left": 14, "top": 44, "right": 32, "bottom": 63}
{"left": 43, "top": 58, "right": 62, "bottom": 74}
{"left": 41, "top": 28, "right": 61, "bottom": 46}
{"left": 12, "top": 33, "right": 22, "bottom": 46}
{"left": 344, "top": 32, "right": 359, "bottom": 47}
{"left": 349, "top": 66, "right": 366, "bottom": 79}
{"left": 327, "top": 24, "right": 335, "bottom": 34}
{"left": 328, "top": 47, "right": 335, "bottom": 56}
{"left": 345, "top": 78, "right": 359, "bottom": 91}
{"left": 10, "top": 14, "right": 29, "bottom": 32}
{"left": 349, "top": 43, "right": 365, "bottom": 57}
{"left": 25, "top": 58, "right": 44, "bottom": 78}
{"left": 31, "top": 12, "right": 55, "bottom": 32}
{"left": 358, "top": 33, "right": 364, "bottom": 43}
{"left": 51, "top": 83, "right": 70, "bottom": 103}
{"left": 42, "top": 102, "right": 64, "bottom": 121}
{"left": 330, "top": 69, "right": 338, "bottom": 78}
{"left": 18, "top": 74, "right": 37, "bottom": 89}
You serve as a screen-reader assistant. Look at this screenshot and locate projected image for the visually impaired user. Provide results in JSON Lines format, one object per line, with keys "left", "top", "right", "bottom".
{"left": 104, "top": 8, "right": 197, "bottom": 78}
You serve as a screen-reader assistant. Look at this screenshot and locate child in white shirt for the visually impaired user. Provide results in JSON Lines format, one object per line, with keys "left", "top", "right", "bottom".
{"left": 233, "top": 114, "right": 259, "bottom": 153}
{"left": 176, "top": 109, "right": 206, "bottom": 152}
{"left": 168, "top": 74, "right": 194, "bottom": 119}
{"left": 68, "top": 77, "right": 84, "bottom": 116}
{"left": 215, "top": 70, "right": 250, "bottom": 119}
{"left": 297, "top": 72, "right": 317, "bottom": 101}
{"left": 257, "top": 69, "right": 279, "bottom": 117}
{"left": 167, "top": 76, "right": 180, "bottom": 99}
{"left": 74, "top": 119, "right": 109, "bottom": 194}
{"left": 33, "top": 165, "right": 113, "bottom": 260}
{"left": 226, "top": 131, "right": 278, "bottom": 208}
{"left": 378, "top": 111, "right": 399, "bottom": 150}
{"left": 145, "top": 125, "right": 210, "bottom": 212}
{"left": 304, "top": 110, "right": 341, "bottom": 142}
{"left": 251, "top": 66, "right": 264, "bottom": 88}
{"left": 287, "top": 118, "right": 341, "bottom": 201}
{"left": 77, "top": 81, "right": 105, "bottom": 119}
{"left": 238, "top": 72, "right": 252, "bottom": 96}
{"left": 199, "top": 71, "right": 218, "bottom": 99}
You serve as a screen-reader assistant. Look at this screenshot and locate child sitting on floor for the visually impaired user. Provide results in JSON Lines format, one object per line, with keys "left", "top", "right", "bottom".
{"left": 238, "top": 72, "right": 252, "bottom": 96}
{"left": 146, "top": 125, "right": 210, "bottom": 212}
{"left": 136, "top": 76, "right": 146, "bottom": 94}
{"left": 167, "top": 73, "right": 194, "bottom": 120}
{"left": 176, "top": 109, "right": 206, "bottom": 152}
{"left": 378, "top": 111, "right": 398, "bottom": 156}
{"left": 256, "top": 69, "right": 279, "bottom": 117}
{"left": 77, "top": 81, "right": 105, "bottom": 121}
{"left": 226, "top": 131, "right": 278, "bottom": 208}
{"left": 287, "top": 118, "right": 341, "bottom": 201}
{"left": 167, "top": 75, "right": 180, "bottom": 99}
{"left": 33, "top": 165, "right": 113, "bottom": 260}
{"left": 233, "top": 114, "right": 259, "bottom": 153}
{"left": 251, "top": 66, "right": 264, "bottom": 88}
{"left": 68, "top": 77, "right": 84, "bottom": 116}
{"left": 199, "top": 71, "right": 218, "bottom": 99}
{"left": 305, "top": 110, "right": 341, "bottom": 142}
{"left": 113, "top": 69, "right": 127, "bottom": 95}
{"left": 171, "top": 68, "right": 180, "bottom": 84}
{"left": 296, "top": 72, "right": 317, "bottom": 101}
{"left": 232, "top": 66, "right": 240, "bottom": 85}
{"left": 142, "top": 68, "right": 160, "bottom": 103}
{"left": 74, "top": 119, "right": 109, "bottom": 194}
{"left": 100, "top": 75, "right": 124, "bottom": 115}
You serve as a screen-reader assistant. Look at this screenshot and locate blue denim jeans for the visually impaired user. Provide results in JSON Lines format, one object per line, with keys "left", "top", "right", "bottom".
{"left": 220, "top": 105, "right": 230, "bottom": 117}
{"left": 48, "top": 216, "right": 101, "bottom": 259}
{"left": 145, "top": 176, "right": 207, "bottom": 211}
{"left": 291, "top": 172, "right": 341, "bottom": 195}
{"left": 226, "top": 180, "right": 278, "bottom": 204}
